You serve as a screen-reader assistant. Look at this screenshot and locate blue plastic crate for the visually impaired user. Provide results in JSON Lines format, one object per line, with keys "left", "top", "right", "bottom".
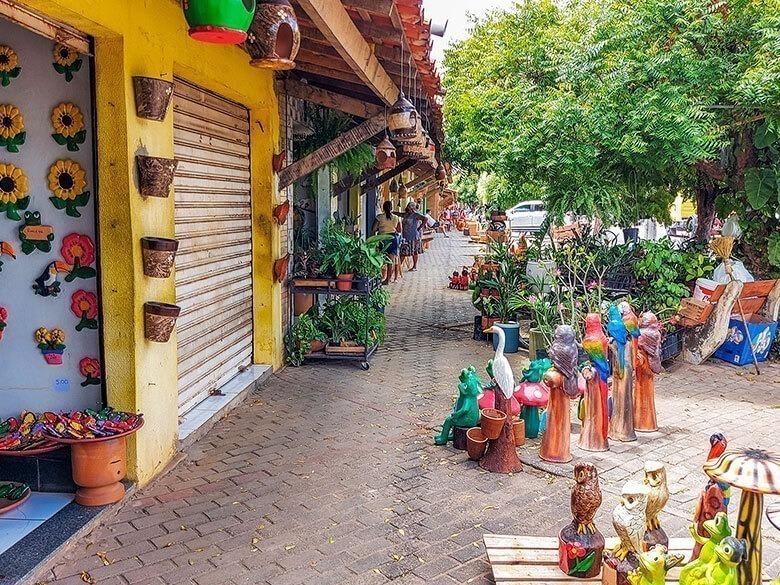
{"left": 713, "top": 316, "right": 778, "bottom": 365}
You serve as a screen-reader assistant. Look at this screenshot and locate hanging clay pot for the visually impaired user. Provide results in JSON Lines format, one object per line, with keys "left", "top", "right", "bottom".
{"left": 132, "top": 77, "right": 174, "bottom": 121}
{"left": 144, "top": 302, "right": 181, "bottom": 343}
{"left": 274, "top": 253, "right": 290, "bottom": 283}
{"left": 140, "top": 237, "right": 179, "bottom": 278}
{"left": 273, "top": 200, "right": 290, "bottom": 224}
{"left": 375, "top": 136, "right": 397, "bottom": 170}
{"left": 388, "top": 92, "right": 418, "bottom": 141}
{"left": 436, "top": 162, "right": 447, "bottom": 181}
{"left": 272, "top": 150, "right": 286, "bottom": 172}
{"left": 137, "top": 155, "right": 179, "bottom": 198}
{"left": 246, "top": 0, "right": 301, "bottom": 70}
{"left": 183, "top": 0, "right": 256, "bottom": 44}
{"left": 480, "top": 408, "right": 507, "bottom": 440}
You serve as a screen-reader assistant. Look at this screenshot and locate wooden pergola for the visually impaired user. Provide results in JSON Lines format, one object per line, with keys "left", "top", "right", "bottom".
{"left": 276, "top": 0, "right": 445, "bottom": 192}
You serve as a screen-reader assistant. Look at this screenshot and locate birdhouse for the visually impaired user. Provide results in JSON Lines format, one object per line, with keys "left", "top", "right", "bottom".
{"left": 389, "top": 179, "right": 399, "bottom": 193}
{"left": 436, "top": 162, "right": 447, "bottom": 181}
{"left": 375, "top": 136, "right": 396, "bottom": 170}
{"left": 388, "top": 92, "right": 418, "bottom": 141}
{"left": 183, "top": 0, "right": 256, "bottom": 45}
{"left": 398, "top": 183, "right": 408, "bottom": 199}
{"left": 246, "top": 0, "right": 301, "bottom": 70}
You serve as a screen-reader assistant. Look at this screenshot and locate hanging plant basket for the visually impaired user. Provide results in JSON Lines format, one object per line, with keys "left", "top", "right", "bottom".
{"left": 183, "top": 0, "right": 257, "bottom": 44}
{"left": 132, "top": 77, "right": 174, "bottom": 121}
{"left": 144, "top": 302, "right": 181, "bottom": 343}
{"left": 141, "top": 237, "right": 179, "bottom": 279}
{"left": 246, "top": 0, "right": 301, "bottom": 70}
{"left": 137, "top": 155, "right": 178, "bottom": 198}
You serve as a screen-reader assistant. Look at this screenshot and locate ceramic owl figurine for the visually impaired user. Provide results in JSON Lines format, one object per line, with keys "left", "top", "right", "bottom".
{"left": 644, "top": 461, "right": 670, "bottom": 547}
{"left": 558, "top": 464, "right": 605, "bottom": 578}
{"left": 627, "top": 545, "right": 684, "bottom": 585}
{"left": 612, "top": 481, "right": 650, "bottom": 561}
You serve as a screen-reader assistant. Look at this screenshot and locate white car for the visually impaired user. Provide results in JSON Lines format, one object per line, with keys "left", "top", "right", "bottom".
{"left": 507, "top": 200, "right": 547, "bottom": 232}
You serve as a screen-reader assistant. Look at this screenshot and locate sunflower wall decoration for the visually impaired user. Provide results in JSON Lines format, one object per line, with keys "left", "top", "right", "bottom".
{"left": 48, "top": 159, "right": 90, "bottom": 217}
{"left": 0, "top": 45, "right": 21, "bottom": 86}
{"left": 0, "top": 105, "right": 25, "bottom": 153}
{"left": 61, "top": 233, "right": 96, "bottom": 281}
{"left": 0, "top": 162, "right": 29, "bottom": 220}
{"left": 51, "top": 103, "right": 86, "bottom": 151}
{"left": 52, "top": 43, "right": 81, "bottom": 82}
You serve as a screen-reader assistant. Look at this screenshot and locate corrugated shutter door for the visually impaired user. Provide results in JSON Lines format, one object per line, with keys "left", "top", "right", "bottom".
{"left": 173, "top": 79, "right": 253, "bottom": 416}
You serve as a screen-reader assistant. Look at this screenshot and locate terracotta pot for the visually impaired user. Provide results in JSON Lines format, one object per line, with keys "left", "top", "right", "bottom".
{"left": 480, "top": 408, "right": 507, "bottom": 440}
{"left": 309, "top": 339, "right": 326, "bottom": 353}
{"left": 335, "top": 273, "right": 354, "bottom": 292}
{"left": 481, "top": 315, "right": 500, "bottom": 330}
{"left": 512, "top": 418, "right": 526, "bottom": 446}
{"left": 274, "top": 254, "right": 290, "bottom": 283}
{"left": 246, "top": 0, "right": 301, "bottom": 70}
{"left": 140, "top": 237, "right": 178, "bottom": 279}
{"left": 132, "top": 77, "right": 174, "bottom": 121}
{"left": 42, "top": 350, "right": 64, "bottom": 365}
{"left": 144, "top": 302, "right": 181, "bottom": 343}
{"left": 136, "top": 155, "right": 179, "bottom": 198}
{"left": 466, "top": 427, "right": 488, "bottom": 460}
{"left": 293, "top": 292, "right": 314, "bottom": 316}
{"left": 273, "top": 200, "right": 290, "bottom": 224}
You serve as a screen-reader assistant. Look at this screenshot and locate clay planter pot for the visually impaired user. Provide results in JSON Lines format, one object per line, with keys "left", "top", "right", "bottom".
{"left": 336, "top": 273, "right": 354, "bottom": 292}
{"left": 144, "top": 302, "right": 181, "bottom": 343}
{"left": 274, "top": 254, "right": 290, "bottom": 283}
{"left": 51, "top": 421, "right": 143, "bottom": 507}
{"left": 137, "top": 155, "right": 179, "bottom": 198}
{"left": 480, "top": 408, "right": 507, "bottom": 440}
{"left": 512, "top": 418, "right": 526, "bottom": 446}
{"left": 183, "top": 0, "right": 256, "bottom": 45}
{"left": 132, "top": 77, "right": 174, "bottom": 121}
{"left": 140, "top": 237, "right": 179, "bottom": 279}
{"left": 41, "top": 349, "right": 64, "bottom": 365}
{"left": 246, "top": 0, "right": 301, "bottom": 70}
{"left": 309, "top": 339, "right": 326, "bottom": 353}
{"left": 293, "top": 292, "right": 314, "bottom": 316}
{"left": 466, "top": 427, "right": 488, "bottom": 460}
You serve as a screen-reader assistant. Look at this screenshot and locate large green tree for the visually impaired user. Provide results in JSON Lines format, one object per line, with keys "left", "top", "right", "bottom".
{"left": 444, "top": 0, "right": 780, "bottom": 271}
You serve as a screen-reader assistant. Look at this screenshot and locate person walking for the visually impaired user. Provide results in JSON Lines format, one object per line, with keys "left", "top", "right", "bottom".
{"left": 398, "top": 202, "right": 425, "bottom": 271}
{"left": 372, "top": 201, "right": 402, "bottom": 284}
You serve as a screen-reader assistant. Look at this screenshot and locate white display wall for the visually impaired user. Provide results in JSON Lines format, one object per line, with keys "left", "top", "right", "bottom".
{"left": 0, "top": 17, "right": 101, "bottom": 419}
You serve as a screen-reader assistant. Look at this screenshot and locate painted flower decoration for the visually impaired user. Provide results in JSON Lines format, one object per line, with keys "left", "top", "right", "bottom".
{"left": 0, "top": 46, "right": 21, "bottom": 86}
{"left": 35, "top": 327, "right": 66, "bottom": 350}
{"left": 0, "top": 105, "right": 25, "bottom": 152}
{"left": 51, "top": 103, "right": 86, "bottom": 151}
{"left": 52, "top": 43, "right": 81, "bottom": 82}
{"left": 0, "top": 306, "right": 7, "bottom": 341}
{"left": 566, "top": 542, "right": 586, "bottom": 559}
{"left": 61, "top": 233, "right": 96, "bottom": 282}
{"left": 0, "top": 163, "right": 29, "bottom": 220}
{"left": 48, "top": 159, "right": 90, "bottom": 217}
{"left": 79, "top": 357, "right": 101, "bottom": 386}
{"left": 71, "top": 290, "right": 98, "bottom": 331}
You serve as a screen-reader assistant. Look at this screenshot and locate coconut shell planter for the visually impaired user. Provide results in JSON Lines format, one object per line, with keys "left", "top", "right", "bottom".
{"left": 132, "top": 77, "right": 174, "bottom": 121}
{"left": 144, "top": 302, "right": 181, "bottom": 343}
{"left": 136, "top": 155, "right": 178, "bottom": 198}
{"left": 141, "top": 237, "right": 179, "bottom": 278}
{"left": 246, "top": 0, "right": 301, "bottom": 70}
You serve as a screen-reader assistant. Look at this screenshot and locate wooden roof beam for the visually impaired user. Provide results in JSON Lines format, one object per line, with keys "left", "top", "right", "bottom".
{"left": 360, "top": 158, "right": 416, "bottom": 195}
{"left": 277, "top": 78, "right": 383, "bottom": 119}
{"left": 342, "top": 0, "right": 393, "bottom": 16}
{"left": 296, "top": 0, "right": 400, "bottom": 105}
{"left": 278, "top": 112, "right": 386, "bottom": 189}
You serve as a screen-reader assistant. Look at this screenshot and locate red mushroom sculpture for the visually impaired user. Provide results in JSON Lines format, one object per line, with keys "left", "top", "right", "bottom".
{"left": 514, "top": 381, "right": 548, "bottom": 439}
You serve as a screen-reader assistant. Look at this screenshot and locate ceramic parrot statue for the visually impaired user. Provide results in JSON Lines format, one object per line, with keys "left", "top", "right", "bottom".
{"left": 582, "top": 313, "right": 610, "bottom": 439}
{"left": 549, "top": 325, "right": 579, "bottom": 397}
{"left": 607, "top": 305, "right": 628, "bottom": 378}
{"left": 619, "top": 301, "right": 640, "bottom": 368}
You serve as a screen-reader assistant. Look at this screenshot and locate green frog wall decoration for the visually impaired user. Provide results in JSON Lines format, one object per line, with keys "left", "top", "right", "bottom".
{"left": 18, "top": 211, "right": 54, "bottom": 254}
{"left": 626, "top": 545, "right": 684, "bottom": 585}
{"left": 434, "top": 366, "right": 483, "bottom": 445}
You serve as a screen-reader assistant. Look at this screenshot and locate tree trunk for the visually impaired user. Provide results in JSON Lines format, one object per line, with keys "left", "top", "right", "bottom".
{"left": 694, "top": 173, "right": 719, "bottom": 244}
{"left": 479, "top": 391, "right": 523, "bottom": 474}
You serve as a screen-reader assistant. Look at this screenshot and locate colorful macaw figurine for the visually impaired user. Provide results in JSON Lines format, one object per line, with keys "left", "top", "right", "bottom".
{"left": 582, "top": 313, "right": 610, "bottom": 440}
{"left": 627, "top": 545, "right": 684, "bottom": 585}
{"left": 607, "top": 305, "right": 628, "bottom": 378}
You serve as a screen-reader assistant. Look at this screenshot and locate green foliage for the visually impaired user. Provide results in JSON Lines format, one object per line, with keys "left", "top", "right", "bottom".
{"left": 284, "top": 313, "right": 326, "bottom": 367}
{"left": 319, "top": 297, "right": 386, "bottom": 347}
{"left": 319, "top": 221, "right": 389, "bottom": 278}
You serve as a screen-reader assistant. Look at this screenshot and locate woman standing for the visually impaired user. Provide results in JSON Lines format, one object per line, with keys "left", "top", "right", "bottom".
{"left": 372, "top": 201, "right": 401, "bottom": 284}
{"left": 399, "top": 202, "right": 425, "bottom": 271}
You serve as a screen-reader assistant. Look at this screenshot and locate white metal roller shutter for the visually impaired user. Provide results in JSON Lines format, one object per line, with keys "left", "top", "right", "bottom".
{"left": 173, "top": 79, "right": 253, "bottom": 416}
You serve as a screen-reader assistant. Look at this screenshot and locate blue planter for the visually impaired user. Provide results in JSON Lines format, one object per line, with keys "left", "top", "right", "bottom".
{"left": 493, "top": 321, "right": 521, "bottom": 354}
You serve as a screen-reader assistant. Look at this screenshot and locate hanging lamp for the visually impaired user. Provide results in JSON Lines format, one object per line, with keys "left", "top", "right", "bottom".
{"left": 388, "top": 92, "right": 418, "bottom": 141}
{"left": 246, "top": 0, "right": 301, "bottom": 69}
{"left": 375, "top": 135, "right": 397, "bottom": 170}
{"left": 183, "top": 0, "right": 256, "bottom": 44}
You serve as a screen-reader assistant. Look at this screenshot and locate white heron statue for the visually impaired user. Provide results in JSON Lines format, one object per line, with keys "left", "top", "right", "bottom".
{"left": 484, "top": 325, "right": 515, "bottom": 400}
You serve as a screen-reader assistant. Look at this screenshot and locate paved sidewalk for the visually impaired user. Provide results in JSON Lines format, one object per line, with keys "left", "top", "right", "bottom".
{"left": 44, "top": 232, "right": 780, "bottom": 584}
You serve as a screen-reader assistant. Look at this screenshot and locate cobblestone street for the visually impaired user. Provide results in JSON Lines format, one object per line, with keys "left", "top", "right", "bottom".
{"left": 44, "top": 232, "right": 780, "bottom": 584}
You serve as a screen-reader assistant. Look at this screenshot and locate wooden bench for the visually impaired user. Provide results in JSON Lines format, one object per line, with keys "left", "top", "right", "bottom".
{"left": 484, "top": 534, "right": 773, "bottom": 583}
{"left": 680, "top": 279, "right": 780, "bottom": 365}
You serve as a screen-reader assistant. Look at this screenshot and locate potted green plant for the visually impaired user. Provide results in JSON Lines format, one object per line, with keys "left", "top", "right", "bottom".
{"left": 320, "top": 220, "right": 361, "bottom": 291}
{"left": 284, "top": 313, "right": 326, "bottom": 366}
{"left": 354, "top": 234, "right": 391, "bottom": 289}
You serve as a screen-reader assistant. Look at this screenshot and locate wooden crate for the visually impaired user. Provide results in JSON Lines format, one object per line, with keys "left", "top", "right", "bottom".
{"left": 484, "top": 534, "right": 771, "bottom": 583}
{"left": 325, "top": 344, "right": 366, "bottom": 356}
{"left": 679, "top": 297, "right": 711, "bottom": 327}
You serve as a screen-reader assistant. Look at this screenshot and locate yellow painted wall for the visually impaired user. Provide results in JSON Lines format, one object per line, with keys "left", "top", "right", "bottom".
{"left": 18, "top": 0, "right": 281, "bottom": 483}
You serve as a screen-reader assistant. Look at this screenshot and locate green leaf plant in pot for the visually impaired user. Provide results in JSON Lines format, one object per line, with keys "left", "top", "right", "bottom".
{"left": 284, "top": 312, "right": 326, "bottom": 367}
{"left": 320, "top": 220, "right": 361, "bottom": 291}
{"left": 479, "top": 246, "right": 526, "bottom": 354}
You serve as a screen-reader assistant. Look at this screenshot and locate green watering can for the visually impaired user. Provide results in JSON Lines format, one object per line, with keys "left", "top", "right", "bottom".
{"left": 183, "top": 0, "right": 256, "bottom": 45}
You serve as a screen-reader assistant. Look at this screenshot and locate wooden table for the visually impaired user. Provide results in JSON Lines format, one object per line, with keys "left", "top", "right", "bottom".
{"left": 484, "top": 534, "right": 773, "bottom": 583}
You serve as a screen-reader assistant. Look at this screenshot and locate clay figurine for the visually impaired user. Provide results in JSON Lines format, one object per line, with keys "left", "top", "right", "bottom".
{"left": 679, "top": 530, "right": 747, "bottom": 585}
{"left": 619, "top": 301, "right": 640, "bottom": 367}
{"left": 691, "top": 434, "right": 729, "bottom": 561}
{"left": 580, "top": 313, "right": 610, "bottom": 451}
{"left": 558, "top": 463, "right": 604, "bottom": 578}
{"left": 479, "top": 326, "right": 522, "bottom": 474}
{"left": 515, "top": 358, "right": 551, "bottom": 438}
{"left": 682, "top": 512, "right": 733, "bottom": 580}
{"left": 608, "top": 305, "right": 636, "bottom": 442}
{"left": 540, "top": 325, "right": 579, "bottom": 463}
{"left": 434, "top": 366, "right": 483, "bottom": 446}
{"left": 626, "top": 545, "right": 684, "bottom": 585}
{"left": 603, "top": 481, "right": 650, "bottom": 585}
{"left": 644, "top": 461, "right": 670, "bottom": 547}
{"left": 635, "top": 311, "right": 663, "bottom": 432}
{"left": 549, "top": 323, "right": 579, "bottom": 398}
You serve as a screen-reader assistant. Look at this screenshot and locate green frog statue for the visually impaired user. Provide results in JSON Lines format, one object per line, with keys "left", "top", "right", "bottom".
{"left": 434, "top": 366, "right": 483, "bottom": 445}
{"left": 679, "top": 512, "right": 747, "bottom": 585}
{"left": 626, "top": 545, "right": 684, "bottom": 585}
